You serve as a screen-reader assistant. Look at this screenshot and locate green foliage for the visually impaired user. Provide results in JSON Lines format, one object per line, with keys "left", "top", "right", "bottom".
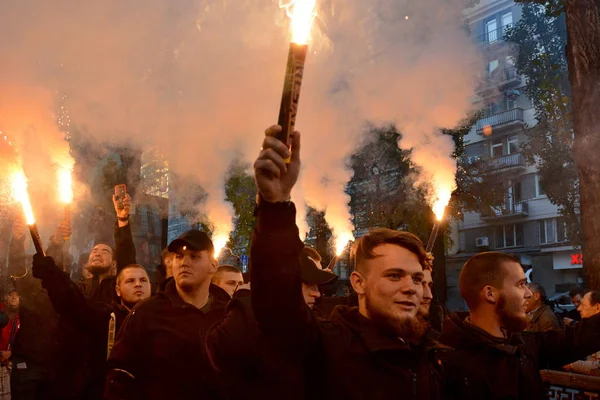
{"left": 224, "top": 161, "right": 257, "bottom": 254}
{"left": 446, "top": 114, "right": 507, "bottom": 220}
{"left": 505, "top": 2, "right": 582, "bottom": 244}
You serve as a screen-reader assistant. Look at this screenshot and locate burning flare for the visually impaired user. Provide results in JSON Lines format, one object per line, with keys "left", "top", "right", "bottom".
{"left": 11, "top": 171, "right": 35, "bottom": 224}
{"left": 335, "top": 231, "right": 354, "bottom": 256}
{"left": 432, "top": 187, "right": 451, "bottom": 221}
{"left": 57, "top": 166, "right": 73, "bottom": 204}
{"left": 280, "top": 0, "right": 317, "bottom": 44}
{"left": 213, "top": 233, "right": 228, "bottom": 258}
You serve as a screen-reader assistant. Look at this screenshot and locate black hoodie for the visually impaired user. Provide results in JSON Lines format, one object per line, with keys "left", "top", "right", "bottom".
{"left": 440, "top": 313, "right": 544, "bottom": 400}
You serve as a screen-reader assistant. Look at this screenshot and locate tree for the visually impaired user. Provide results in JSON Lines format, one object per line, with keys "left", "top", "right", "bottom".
{"left": 224, "top": 162, "right": 256, "bottom": 255}
{"left": 347, "top": 126, "right": 432, "bottom": 240}
{"left": 505, "top": 3, "right": 582, "bottom": 245}
{"left": 515, "top": 0, "right": 600, "bottom": 289}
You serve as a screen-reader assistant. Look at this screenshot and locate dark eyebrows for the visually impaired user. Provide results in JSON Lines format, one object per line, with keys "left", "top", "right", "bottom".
{"left": 517, "top": 278, "right": 527, "bottom": 285}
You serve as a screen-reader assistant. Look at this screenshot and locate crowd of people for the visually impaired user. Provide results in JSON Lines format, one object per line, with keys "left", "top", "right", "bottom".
{"left": 0, "top": 125, "right": 599, "bottom": 399}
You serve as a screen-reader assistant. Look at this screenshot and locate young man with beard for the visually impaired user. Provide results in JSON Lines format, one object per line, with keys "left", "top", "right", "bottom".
{"left": 250, "top": 125, "right": 446, "bottom": 399}
{"left": 440, "top": 252, "right": 600, "bottom": 399}
{"left": 79, "top": 193, "right": 137, "bottom": 304}
{"left": 32, "top": 256, "right": 151, "bottom": 400}
{"left": 106, "top": 230, "right": 230, "bottom": 400}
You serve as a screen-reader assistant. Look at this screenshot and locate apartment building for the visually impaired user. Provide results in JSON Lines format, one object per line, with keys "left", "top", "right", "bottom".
{"left": 446, "top": 0, "right": 582, "bottom": 311}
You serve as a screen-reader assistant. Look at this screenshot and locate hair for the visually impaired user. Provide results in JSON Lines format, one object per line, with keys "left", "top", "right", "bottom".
{"left": 213, "top": 265, "right": 242, "bottom": 279}
{"left": 302, "top": 246, "right": 322, "bottom": 262}
{"left": 116, "top": 264, "right": 149, "bottom": 285}
{"left": 569, "top": 287, "right": 585, "bottom": 298}
{"left": 528, "top": 282, "right": 547, "bottom": 302}
{"left": 161, "top": 247, "right": 175, "bottom": 263}
{"left": 586, "top": 290, "right": 600, "bottom": 306}
{"left": 350, "top": 228, "right": 428, "bottom": 274}
{"left": 459, "top": 252, "right": 520, "bottom": 310}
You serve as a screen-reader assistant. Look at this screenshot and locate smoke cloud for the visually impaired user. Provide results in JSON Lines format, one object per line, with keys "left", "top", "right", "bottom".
{"left": 0, "top": 0, "right": 479, "bottom": 248}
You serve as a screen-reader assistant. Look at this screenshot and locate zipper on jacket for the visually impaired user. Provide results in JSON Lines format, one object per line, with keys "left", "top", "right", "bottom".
{"left": 413, "top": 372, "right": 417, "bottom": 398}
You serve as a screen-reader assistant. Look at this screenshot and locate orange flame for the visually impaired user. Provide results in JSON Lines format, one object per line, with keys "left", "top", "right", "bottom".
{"left": 432, "top": 187, "right": 451, "bottom": 221}
{"left": 11, "top": 171, "right": 35, "bottom": 225}
{"left": 57, "top": 166, "right": 73, "bottom": 204}
{"left": 280, "top": 0, "right": 317, "bottom": 44}
{"left": 213, "top": 233, "right": 228, "bottom": 258}
{"left": 335, "top": 231, "right": 354, "bottom": 256}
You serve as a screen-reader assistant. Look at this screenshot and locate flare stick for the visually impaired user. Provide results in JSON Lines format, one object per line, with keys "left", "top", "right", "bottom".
{"left": 276, "top": 43, "right": 308, "bottom": 159}
{"left": 327, "top": 255, "right": 339, "bottom": 271}
{"left": 28, "top": 223, "right": 45, "bottom": 256}
{"left": 426, "top": 224, "right": 440, "bottom": 253}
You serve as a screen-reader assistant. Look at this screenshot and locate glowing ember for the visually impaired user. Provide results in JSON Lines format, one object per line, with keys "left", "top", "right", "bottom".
{"left": 432, "top": 188, "right": 451, "bottom": 221}
{"left": 57, "top": 167, "right": 73, "bottom": 204}
{"left": 280, "top": 0, "right": 317, "bottom": 44}
{"left": 213, "top": 234, "right": 228, "bottom": 258}
{"left": 335, "top": 231, "right": 354, "bottom": 256}
{"left": 11, "top": 171, "right": 35, "bottom": 224}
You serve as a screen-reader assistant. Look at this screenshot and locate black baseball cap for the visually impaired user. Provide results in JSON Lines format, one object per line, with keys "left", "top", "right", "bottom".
{"left": 300, "top": 252, "right": 338, "bottom": 285}
{"left": 168, "top": 230, "right": 214, "bottom": 253}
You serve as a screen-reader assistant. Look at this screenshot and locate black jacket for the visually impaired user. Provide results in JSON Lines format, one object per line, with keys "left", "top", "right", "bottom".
{"left": 206, "top": 289, "right": 311, "bottom": 400}
{"left": 42, "top": 221, "right": 136, "bottom": 399}
{"left": 439, "top": 312, "right": 600, "bottom": 400}
{"left": 33, "top": 255, "right": 130, "bottom": 400}
{"left": 250, "top": 201, "right": 447, "bottom": 400}
{"left": 8, "top": 236, "right": 59, "bottom": 384}
{"left": 106, "top": 279, "right": 229, "bottom": 400}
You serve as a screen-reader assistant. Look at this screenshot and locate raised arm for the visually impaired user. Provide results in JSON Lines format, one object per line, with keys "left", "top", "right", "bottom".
{"left": 251, "top": 127, "right": 315, "bottom": 354}
{"left": 32, "top": 254, "right": 113, "bottom": 333}
{"left": 113, "top": 193, "right": 136, "bottom": 272}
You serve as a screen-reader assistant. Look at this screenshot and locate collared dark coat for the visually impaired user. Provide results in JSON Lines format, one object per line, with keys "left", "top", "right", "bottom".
{"left": 439, "top": 312, "right": 600, "bottom": 400}
{"left": 106, "top": 279, "right": 229, "bottom": 400}
{"left": 250, "top": 201, "right": 448, "bottom": 400}
{"left": 525, "top": 304, "right": 560, "bottom": 333}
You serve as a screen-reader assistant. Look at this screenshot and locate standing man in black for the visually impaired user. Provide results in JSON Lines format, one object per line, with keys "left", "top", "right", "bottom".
{"left": 106, "top": 230, "right": 229, "bottom": 400}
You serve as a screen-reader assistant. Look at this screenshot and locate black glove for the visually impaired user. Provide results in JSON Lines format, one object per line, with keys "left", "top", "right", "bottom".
{"left": 32, "top": 254, "right": 58, "bottom": 280}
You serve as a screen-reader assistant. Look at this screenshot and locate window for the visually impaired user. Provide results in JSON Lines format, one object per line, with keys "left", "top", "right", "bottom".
{"left": 504, "top": 95, "right": 516, "bottom": 110}
{"left": 535, "top": 174, "right": 546, "bottom": 197}
{"left": 557, "top": 217, "right": 570, "bottom": 242}
{"left": 495, "top": 223, "right": 524, "bottom": 248}
{"left": 508, "top": 179, "right": 522, "bottom": 203}
{"left": 486, "top": 19, "right": 498, "bottom": 43}
{"left": 491, "top": 139, "right": 504, "bottom": 157}
{"left": 539, "top": 219, "right": 556, "bottom": 244}
{"left": 502, "top": 12, "right": 513, "bottom": 31}
{"left": 488, "top": 60, "right": 499, "bottom": 77}
{"left": 507, "top": 135, "right": 519, "bottom": 154}
{"left": 539, "top": 218, "right": 570, "bottom": 244}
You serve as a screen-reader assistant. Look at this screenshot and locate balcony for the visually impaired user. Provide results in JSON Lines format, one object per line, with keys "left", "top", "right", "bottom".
{"left": 482, "top": 201, "right": 529, "bottom": 220}
{"left": 476, "top": 108, "right": 525, "bottom": 135}
{"left": 478, "top": 67, "right": 522, "bottom": 96}
{"left": 486, "top": 153, "right": 526, "bottom": 172}
{"left": 477, "top": 24, "right": 513, "bottom": 46}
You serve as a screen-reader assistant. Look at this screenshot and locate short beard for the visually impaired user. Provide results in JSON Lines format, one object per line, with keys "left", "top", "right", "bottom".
{"left": 497, "top": 294, "right": 529, "bottom": 332}
{"left": 365, "top": 297, "right": 423, "bottom": 342}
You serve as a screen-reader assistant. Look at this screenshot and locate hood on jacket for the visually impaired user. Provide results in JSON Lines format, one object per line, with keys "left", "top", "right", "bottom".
{"left": 441, "top": 313, "right": 524, "bottom": 356}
